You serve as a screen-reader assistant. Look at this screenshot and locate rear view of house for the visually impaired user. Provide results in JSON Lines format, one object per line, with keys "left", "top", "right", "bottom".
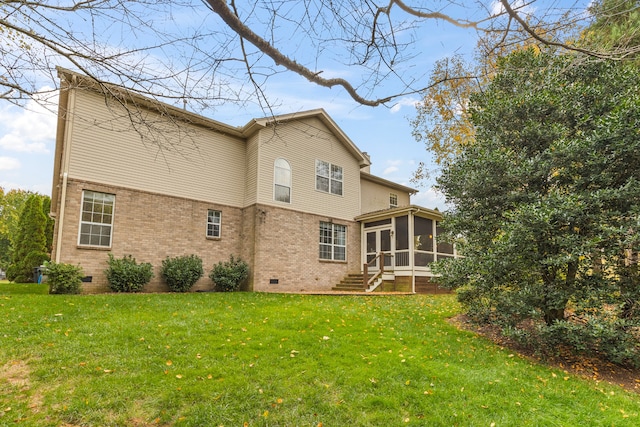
{"left": 50, "top": 68, "right": 457, "bottom": 293}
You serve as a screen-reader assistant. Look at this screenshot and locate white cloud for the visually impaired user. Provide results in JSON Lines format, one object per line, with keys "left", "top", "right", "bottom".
{"left": 390, "top": 97, "right": 420, "bottom": 114}
{"left": 412, "top": 187, "right": 447, "bottom": 210}
{"left": 383, "top": 166, "right": 399, "bottom": 175}
{"left": 0, "top": 156, "right": 21, "bottom": 171}
{"left": 491, "top": 0, "right": 535, "bottom": 17}
{"left": 381, "top": 159, "right": 404, "bottom": 176}
{"left": 0, "top": 88, "right": 58, "bottom": 154}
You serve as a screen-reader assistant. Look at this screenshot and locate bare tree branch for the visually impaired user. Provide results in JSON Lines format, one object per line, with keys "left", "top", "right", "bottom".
{"left": 1, "top": 0, "right": 638, "bottom": 114}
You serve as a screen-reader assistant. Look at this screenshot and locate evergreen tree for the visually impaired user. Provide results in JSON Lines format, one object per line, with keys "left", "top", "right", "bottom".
{"left": 436, "top": 50, "right": 640, "bottom": 366}
{"left": 41, "top": 196, "right": 54, "bottom": 254}
{"left": 0, "top": 188, "right": 33, "bottom": 271}
{"left": 7, "top": 195, "right": 50, "bottom": 282}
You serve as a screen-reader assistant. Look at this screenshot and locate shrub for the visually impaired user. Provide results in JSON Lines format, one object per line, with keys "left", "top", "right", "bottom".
{"left": 7, "top": 250, "right": 49, "bottom": 283}
{"left": 45, "top": 261, "right": 83, "bottom": 294}
{"left": 105, "top": 254, "right": 153, "bottom": 293}
{"left": 539, "top": 318, "right": 640, "bottom": 369}
{"left": 161, "top": 254, "right": 204, "bottom": 292}
{"left": 209, "top": 255, "right": 249, "bottom": 292}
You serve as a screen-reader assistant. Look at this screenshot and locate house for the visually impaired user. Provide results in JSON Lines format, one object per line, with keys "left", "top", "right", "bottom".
{"left": 50, "top": 68, "right": 457, "bottom": 293}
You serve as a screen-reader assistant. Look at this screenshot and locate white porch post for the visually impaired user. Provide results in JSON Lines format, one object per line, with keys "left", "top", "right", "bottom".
{"left": 409, "top": 210, "right": 415, "bottom": 293}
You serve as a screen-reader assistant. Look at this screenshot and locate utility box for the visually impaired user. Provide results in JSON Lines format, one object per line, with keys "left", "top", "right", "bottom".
{"left": 33, "top": 266, "right": 46, "bottom": 284}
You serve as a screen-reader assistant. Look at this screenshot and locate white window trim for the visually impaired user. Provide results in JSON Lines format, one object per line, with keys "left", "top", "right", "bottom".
{"left": 206, "top": 209, "right": 222, "bottom": 238}
{"left": 319, "top": 221, "right": 347, "bottom": 261}
{"left": 77, "top": 190, "right": 115, "bottom": 248}
{"left": 273, "top": 158, "right": 292, "bottom": 203}
{"left": 315, "top": 159, "right": 343, "bottom": 196}
{"left": 389, "top": 193, "right": 398, "bottom": 208}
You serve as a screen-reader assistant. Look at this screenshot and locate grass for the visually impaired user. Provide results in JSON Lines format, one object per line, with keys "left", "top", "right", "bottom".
{"left": 1, "top": 287, "right": 639, "bottom": 426}
{"left": 0, "top": 280, "right": 48, "bottom": 295}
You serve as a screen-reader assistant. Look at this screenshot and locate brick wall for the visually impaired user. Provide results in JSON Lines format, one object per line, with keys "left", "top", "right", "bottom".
{"left": 249, "top": 204, "right": 360, "bottom": 292}
{"left": 53, "top": 180, "right": 362, "bottom": 293}
{"left": 53, "top": 180, "right": 243, "bottom": 293}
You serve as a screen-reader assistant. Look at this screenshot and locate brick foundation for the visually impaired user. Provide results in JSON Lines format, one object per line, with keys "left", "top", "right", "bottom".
{"left": 52, "top": 180, "right": 360, "bottom": 293}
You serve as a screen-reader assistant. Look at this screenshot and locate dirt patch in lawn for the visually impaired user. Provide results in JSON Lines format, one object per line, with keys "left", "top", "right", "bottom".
{"left": 449, "top": 314, "right": 640, "bottom": 394}
{"left": 0, "top": 360, "right": 45, "bottom": 415}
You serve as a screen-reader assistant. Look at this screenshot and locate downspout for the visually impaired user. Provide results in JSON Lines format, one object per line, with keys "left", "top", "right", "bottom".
{"left": 54, "top": 86, "right": 76, "bottom": 262}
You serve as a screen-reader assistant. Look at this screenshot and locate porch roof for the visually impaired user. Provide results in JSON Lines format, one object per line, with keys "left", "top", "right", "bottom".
{"left": 355, "top": 204, "right": 443, "bottom": 222}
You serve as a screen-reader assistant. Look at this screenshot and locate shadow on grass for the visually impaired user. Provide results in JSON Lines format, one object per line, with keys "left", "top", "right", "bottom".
{"left": 0, "top": 281, "right": 49, "bottom": 295}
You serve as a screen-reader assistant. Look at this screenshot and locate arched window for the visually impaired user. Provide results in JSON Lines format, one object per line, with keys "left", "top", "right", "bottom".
{"left": 274, "top": 158, "right": 291, "bottom": 203}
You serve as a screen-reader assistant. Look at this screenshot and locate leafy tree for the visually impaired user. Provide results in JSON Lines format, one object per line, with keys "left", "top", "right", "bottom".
{"left": 7, "top": 194, "right": 50, "bottom": 282}
{"left": 582, "top": 0, "right": 640, "bottom": 55}
{"left": 411, "top": 0, "right": 640, "bottom": 181}
{"left": 435, "top": 50, "right": 640, "bottom": 365}
{"left": 0, "top": 188, "right": 33, "bottom": 271}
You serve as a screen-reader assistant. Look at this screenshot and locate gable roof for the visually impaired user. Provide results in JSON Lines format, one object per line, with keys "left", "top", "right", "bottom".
{"left": 242, "top": 109, "right": 371, "bottom": 168}
{"left": 360, "top": 171, "right": 417, "bottom": 194}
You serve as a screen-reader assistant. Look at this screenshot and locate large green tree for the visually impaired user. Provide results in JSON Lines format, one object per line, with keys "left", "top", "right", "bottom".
{"left": 7, "top": 194, "right": 50, "bottom": 282}
{"left": 0, "top": 189, "right": 53, "bottom": 272}
{"left": 411, "top": 0, "right": 639, "bottom": 178}
{"left": 436, "top": 49, "right": 640, "bottom": 364}
{"left": 0, "top": 188, "right": 32, "bottom": 271}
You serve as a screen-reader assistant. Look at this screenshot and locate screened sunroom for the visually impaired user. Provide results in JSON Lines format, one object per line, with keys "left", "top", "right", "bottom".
{"left": 355, "top": 205, "right": 458, "bottom": 292}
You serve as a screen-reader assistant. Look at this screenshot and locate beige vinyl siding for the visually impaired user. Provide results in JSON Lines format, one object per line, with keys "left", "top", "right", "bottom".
{"left": 66, "top": 90, "right": 246, "bottom": 207}
{"left": 244, "top": 133, "right": 260, "bottom": 206}
{"left": 254, "top": 117, "right": 361, "bottom": 220}
{"left": 361, "top": 178, "right": 411, "bottom": 214}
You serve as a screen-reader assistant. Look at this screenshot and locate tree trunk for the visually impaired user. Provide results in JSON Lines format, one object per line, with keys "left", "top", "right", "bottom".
{"left": 543, "top": 307, "right": 565, "bottom": 325}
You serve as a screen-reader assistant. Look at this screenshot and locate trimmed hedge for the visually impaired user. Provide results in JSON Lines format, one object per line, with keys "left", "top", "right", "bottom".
{"left": 161, "top": 254, "right": 204, "bottom": 292}
{"left": 209, "top": 255, "right": 249, "bottom": 292}
{"left": 45, "top": 261, "right": 83, "bottom": 294}
{"left": 105, "top": 254, "right": 153, "bottom": 293}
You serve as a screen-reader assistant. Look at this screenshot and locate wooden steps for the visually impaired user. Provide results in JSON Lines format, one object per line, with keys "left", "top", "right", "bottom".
{"left": 331, "top": 273, "right": 366, "bottom": 291}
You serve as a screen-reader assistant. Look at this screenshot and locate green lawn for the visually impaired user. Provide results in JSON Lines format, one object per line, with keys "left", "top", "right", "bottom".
{"left": 0, "top": 281, "right": 49, "bottom": 294}
{"left": 1, "top": 289, "right": 638, "bottom": 426}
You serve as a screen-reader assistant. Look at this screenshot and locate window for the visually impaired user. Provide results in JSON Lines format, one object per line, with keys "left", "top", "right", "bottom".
{"left": 78, "top": 190, "right": 115, "bottom": 247}
{"left": 274, "top": 158, "right": 291, "bottom": 203}
{"left": 207, "top": 210, "right": 221, "bottom": 238}
{"left": 389, "top": 193, "right": 398, "bottom": 208}
{"left": 316, "top": 160, "right": 343, "bottom": 196}
{"left": 319, "top": 222, "right": 346, "bottom": 261}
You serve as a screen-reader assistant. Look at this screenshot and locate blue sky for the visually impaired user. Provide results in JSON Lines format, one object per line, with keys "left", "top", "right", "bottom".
{"left": 0, "top": 1, "right": 592, "bottom": 210}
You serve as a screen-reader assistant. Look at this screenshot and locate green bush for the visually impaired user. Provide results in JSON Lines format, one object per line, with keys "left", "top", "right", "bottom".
{"left": 161, "top": 254, "right": 204, "bottom": 292}
{"left": 105, "top": 254, "right": 153, "bottom": 293}
{"left": 539, "top": 318, "right": 640, "bottom": 369}
{"left": 45, "top": 261, "right": 83, "bottom": 294}
{"left": 209, "top": 255, "right": 249, "bottom": 292}
{"left": 7, "top": 250, "right": 49, "bottom": 283}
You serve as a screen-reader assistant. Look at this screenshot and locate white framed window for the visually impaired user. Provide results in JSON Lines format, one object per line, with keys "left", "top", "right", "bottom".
{"left": 389, "top": 193, "right": 398, "bottom": 208}
{"left": 316, "top": 160, "right": 343, "bottom": 196}
{"left": 319, "top": 221, "right": 346, "bottom": 261}
{"left": 78, "top": 190, "right": 115, "bottom": 247}
{"left": 207, "top": 210, "right": 221, "bottom": 238}
{"left": 274, "top": 158, "right": 291, "bottom": 203}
